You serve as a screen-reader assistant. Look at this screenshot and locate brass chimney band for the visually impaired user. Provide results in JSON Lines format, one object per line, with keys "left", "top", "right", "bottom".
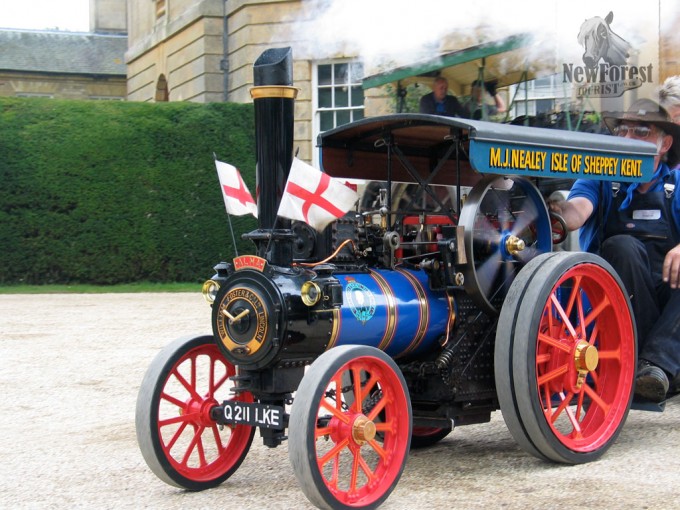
{"left": 250, "top": 86, "right": 299, "bottom": 100}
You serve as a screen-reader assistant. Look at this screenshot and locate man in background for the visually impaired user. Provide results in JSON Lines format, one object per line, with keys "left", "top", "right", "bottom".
{"left": 419, "top": 76, "right": 467, "bottom": 118}
{"left": 467, "top": 79, "right": 507, "bottom": 120}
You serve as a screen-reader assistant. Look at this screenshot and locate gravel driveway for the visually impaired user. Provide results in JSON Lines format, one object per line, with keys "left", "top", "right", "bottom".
{"left": 1, "top": 293, "right": 678, "bottom": 509}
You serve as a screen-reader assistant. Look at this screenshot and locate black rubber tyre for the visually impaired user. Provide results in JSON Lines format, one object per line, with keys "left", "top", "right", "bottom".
{"left": 495, "top": 252, "right": 558, "bottom": 461}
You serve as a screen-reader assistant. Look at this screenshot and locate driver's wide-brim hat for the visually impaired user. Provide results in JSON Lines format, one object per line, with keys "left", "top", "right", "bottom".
{"left": 603, "top": 98, "right": 680, "bottom": 167}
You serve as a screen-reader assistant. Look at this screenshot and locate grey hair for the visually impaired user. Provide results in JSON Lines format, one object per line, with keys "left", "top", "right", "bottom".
{"left": 659, "top": 75, "right": 680, "bottom": 109}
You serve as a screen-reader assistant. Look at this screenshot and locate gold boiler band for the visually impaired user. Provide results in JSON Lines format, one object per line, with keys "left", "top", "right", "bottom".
{"left": 327, "top": 309, "right": 341, "bottom": 350}
{"left": 250, "top": 86, "right": 299, "bottom": 100}
{"left": 396, "top": 268, "right": 429, "bottom": 356}
{"left": 370, "top": 270, "right": 398, "bottom": 352}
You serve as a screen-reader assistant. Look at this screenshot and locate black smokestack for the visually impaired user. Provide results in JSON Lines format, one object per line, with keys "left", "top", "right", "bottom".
{"left": 249, "top": 47, "right": 298, "bottom": 265}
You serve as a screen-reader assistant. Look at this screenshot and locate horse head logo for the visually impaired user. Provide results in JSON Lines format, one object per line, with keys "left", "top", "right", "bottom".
{"left": 577, "top": 11, "right": 631, "bottom": 69}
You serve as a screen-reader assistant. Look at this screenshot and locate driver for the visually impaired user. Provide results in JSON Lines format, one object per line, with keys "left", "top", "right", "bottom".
{"left": 550, "top": 98, "right": 680, "bottom": 403}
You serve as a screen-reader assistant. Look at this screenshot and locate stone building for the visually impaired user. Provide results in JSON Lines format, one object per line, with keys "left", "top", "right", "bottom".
{"left": 0, "top": 0, "right": 127, "bottom": 100}
{"left": 126, "top": 0, "right": 370, "bottom": 163}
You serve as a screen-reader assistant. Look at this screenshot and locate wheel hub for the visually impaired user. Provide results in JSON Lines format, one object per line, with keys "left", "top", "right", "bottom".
{"left": 574, "top": 340, "right": 599, "bottom": 388}
{"left": 504, "top": 234, "right": 526, "bottom": 256}
{"left": 186, "top": 396, "right": 220, "bottom": 427}
{"left": 575, "top": 341, "right": 599, "bottom": 371}
{"left": 352, "top": 415, "right": 377, "bottom": 445}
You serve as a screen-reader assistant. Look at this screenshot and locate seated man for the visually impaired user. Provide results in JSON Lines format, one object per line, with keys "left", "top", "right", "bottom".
{"left": 419, "top": 77, "right": 467, "bottom": 118}
{"left": 467, "top": 80, "right": 507, "bottom": 120}
{"left": 550, "top": 98, "right": 680, "bottom": 403}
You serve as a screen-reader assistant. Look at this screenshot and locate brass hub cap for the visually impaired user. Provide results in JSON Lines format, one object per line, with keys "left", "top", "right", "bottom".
{"left": 352, "top": 415, "right": 377, "bottom": 445}
{"left": 575, "top": 341, "right": 599, "bottom": 372}
{"left": 574, "top": 340, "right": 599, "bottom": 389}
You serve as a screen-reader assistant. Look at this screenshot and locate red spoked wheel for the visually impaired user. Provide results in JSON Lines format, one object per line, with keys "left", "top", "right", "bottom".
{"left": 495, "top": 252, "right": 636, "bottom": 463}
{"left": 410, "top": 425, "right": 452, "bottom": 449}
{"left": 136, "top": 335, "right": 255, "bottom": 490}
{"left": 289, "top": 345, "right": 411, "bottom": 510}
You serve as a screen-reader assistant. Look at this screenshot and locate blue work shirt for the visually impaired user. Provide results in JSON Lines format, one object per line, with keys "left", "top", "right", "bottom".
{"left": 568, "top": 163, "right": 680, "bottom": 252}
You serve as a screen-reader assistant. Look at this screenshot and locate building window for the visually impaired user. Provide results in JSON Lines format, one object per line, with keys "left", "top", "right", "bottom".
{"left": 89, "top": 96, "right": 125, "bottom": 101}
{"left": 155, "top": 75, "right": 169, "bottom": 102}
{"left": 15, "top": 93, "right": 54, "bottom": 98}
{"left": 315, "top": 60, "right": 364, "bottom": 133}
{"left": 508, "top": 74, "right": 570, "bottom": 120}
{"left": 312, "top": 60, "right": 364, "bottom": 166}
{"left": 536, "top": 98, "right": 554, "bottom": 114}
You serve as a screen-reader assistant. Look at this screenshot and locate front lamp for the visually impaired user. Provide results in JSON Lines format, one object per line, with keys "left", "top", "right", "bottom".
{"left": 202, "top": 280, "right": 221, "bottom": 304}
{"left": 301, "top": 281, "right": 322, "bottom": 307}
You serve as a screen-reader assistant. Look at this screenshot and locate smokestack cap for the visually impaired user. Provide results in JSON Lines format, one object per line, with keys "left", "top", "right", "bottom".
{"left": 254, "top": 47, "right": 293, "bottom": 86}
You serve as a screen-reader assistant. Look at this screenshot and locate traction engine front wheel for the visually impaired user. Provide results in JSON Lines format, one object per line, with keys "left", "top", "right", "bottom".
{"left": 289, "top": 345, "right": 412, "bottom": 510}
{"left": 136, "top": 335, "right": 255, "bottom": 490}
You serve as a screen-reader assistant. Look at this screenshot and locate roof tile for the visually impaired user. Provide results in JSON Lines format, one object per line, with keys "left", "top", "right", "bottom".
{"left": 0, "top": 29, "right": 127, "bottom": 76}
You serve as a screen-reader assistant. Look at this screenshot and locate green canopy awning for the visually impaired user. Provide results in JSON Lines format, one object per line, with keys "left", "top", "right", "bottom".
{"left": 362, "top": 34, "right": 550, "bottom": 96}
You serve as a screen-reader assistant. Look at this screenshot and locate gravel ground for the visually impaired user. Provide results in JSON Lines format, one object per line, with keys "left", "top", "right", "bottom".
{"left": 1, "top": 292, "right": 679, "bottom": 509}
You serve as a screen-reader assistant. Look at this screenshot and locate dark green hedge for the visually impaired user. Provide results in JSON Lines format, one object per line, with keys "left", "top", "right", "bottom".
{"left": 0, "top": 98, "right": 258, "bottom": 284}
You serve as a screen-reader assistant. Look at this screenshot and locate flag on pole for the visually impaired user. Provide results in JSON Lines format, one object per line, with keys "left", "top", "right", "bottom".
{"left": 215, "top": 160, "right": 258, "bottom": 218}
{"left": 277, "top": 157, "right": 359, "bottom": 231}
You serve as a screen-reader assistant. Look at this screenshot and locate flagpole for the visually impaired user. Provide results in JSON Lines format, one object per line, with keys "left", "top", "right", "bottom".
{"left": 225, "top": 207, "right": 240, "bottom": 258}
{"left": 263, "top": 214, "right": 280, "bottom": 260}
{"left": 214, "top": 152, "right": 240, "bottom": 258}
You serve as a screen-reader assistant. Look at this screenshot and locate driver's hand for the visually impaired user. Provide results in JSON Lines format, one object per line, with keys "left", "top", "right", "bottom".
{"left": 547, "top": 199, "right": 566, "bottom": 215}
{"left": 663, "top": 244, "right": 680, "bottom": 289}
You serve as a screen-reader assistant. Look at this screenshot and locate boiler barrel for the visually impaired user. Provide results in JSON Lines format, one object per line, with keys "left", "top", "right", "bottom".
{"left": 328, "top": 268, "right": 454, "bottom": 358}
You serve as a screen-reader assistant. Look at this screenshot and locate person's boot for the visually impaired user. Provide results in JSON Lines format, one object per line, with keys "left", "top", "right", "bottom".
{"left": 635, "top": 359, "right": 670, "bottom": 402}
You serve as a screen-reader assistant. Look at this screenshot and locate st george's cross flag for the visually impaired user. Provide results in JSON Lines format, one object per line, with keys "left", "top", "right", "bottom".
{"left": 215, "top": 160, "right": 258, "bottom": 218}
{"left": 277, "top": 157, "right": 359, "bottom": 231}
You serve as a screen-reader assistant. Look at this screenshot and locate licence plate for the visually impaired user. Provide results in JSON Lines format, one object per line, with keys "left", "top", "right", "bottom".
{"left": 222, "top": 401, "right": 284, "bottom": 429}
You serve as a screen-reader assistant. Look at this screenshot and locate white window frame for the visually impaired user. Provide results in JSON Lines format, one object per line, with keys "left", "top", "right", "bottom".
{"left": 508, "top": 74, "right": 572, "bottom": 118}
{"left": 89, "top": 96, "right": 125, "bottom": 101}
{"left": 312, "top": 59, "right": 365, "bottom": 167}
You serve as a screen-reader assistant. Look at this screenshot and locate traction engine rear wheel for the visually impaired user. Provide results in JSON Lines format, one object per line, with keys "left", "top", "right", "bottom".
{"left": 136, "top": 335, "right": 255, "bottom": 490}
{"left": 289, "top": 345, "right": 412, "bottom": 510}
{"left": 495, "top": 252, "right": 636, "bottom": 464}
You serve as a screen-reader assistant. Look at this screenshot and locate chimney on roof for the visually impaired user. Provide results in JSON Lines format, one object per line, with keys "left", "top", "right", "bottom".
{"left": 89, "top": 0, "right": 127, "bottom": 35}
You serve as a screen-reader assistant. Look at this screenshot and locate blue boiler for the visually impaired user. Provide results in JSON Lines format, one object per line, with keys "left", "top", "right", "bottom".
{"left": 328, "top": 268, "right": 454, "bottom": 358}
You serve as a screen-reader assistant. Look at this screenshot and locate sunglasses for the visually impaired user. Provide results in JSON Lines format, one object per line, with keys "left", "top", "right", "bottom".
{"left": 613, "top": 124, "right": 654, "bottom": 138}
